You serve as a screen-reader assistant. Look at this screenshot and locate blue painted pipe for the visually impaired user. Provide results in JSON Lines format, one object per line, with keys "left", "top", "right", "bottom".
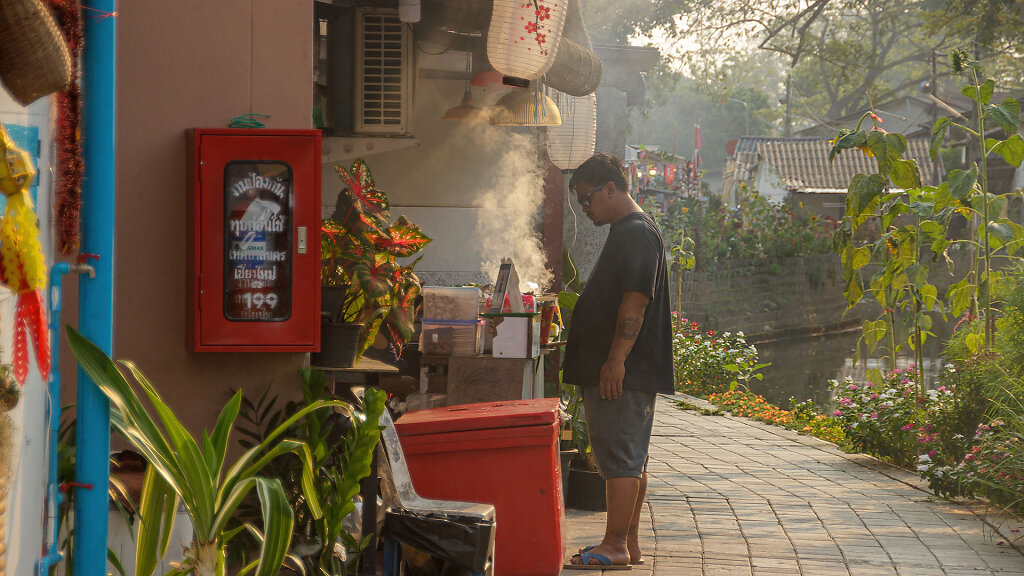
{"left": 38, "top": 263, "right": 70, "bottom": 576}
{"left": 74, "top": 0, "right": 116, "bottom": 574}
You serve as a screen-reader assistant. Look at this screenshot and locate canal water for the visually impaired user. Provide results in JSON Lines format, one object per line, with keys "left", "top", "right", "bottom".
{"left": 747, "top": 320, "right": 952, "bottom": 408}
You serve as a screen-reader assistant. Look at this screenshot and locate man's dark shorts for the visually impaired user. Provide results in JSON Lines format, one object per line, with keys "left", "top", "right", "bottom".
{"left": 581, "top": 386, "right": 657, "bottom": 478}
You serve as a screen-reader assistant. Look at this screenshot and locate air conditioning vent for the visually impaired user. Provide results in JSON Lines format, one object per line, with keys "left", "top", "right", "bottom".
{"left": 355, "top": 8, "right": 414, "bottom": 134}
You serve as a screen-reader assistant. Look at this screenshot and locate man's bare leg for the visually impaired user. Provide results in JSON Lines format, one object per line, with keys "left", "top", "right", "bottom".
{"left": 627, "top": 471, "right": 647, "bottom": 563}
{"left": 570, "top": 477, "right": 639, "bottom": 566}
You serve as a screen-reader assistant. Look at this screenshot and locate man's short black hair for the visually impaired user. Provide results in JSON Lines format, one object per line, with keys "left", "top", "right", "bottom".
{"left": 568, "top": 153, "right": 628, "bottom": 194}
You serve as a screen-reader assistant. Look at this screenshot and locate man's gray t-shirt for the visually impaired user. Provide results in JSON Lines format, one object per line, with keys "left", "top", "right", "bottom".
{"left": 563, "top": 211, "right": 674, "bottom": 394}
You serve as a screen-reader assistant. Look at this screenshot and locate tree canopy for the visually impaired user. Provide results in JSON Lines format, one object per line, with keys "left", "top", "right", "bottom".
{"left": 583, "top": 0, "right": 1024, "bottom": 121}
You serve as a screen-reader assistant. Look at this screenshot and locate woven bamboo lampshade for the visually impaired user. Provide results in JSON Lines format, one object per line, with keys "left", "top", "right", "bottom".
{"left": 547, "top": 91, "right": 595, "bottom": 169}
{"left": 490, "top": 87, "right": 561, "bottom": 127}
{"left": 486, "top": 0, "right": 567, "bottom": 84}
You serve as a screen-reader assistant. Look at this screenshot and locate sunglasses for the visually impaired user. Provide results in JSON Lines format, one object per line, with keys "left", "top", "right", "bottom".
{"left": 576, "top": 182, "right": 606, "bottom": 207}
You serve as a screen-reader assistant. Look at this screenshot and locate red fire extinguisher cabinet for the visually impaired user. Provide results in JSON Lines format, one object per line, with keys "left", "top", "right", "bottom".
{"left": 187, "top": 129, "right": 321, "bottom": 352}
{"left": 394, "top": 398, "right": 566, "bottom": 576}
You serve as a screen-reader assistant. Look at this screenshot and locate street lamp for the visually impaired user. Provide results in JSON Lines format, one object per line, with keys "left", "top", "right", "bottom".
{"left": 727, "top": 97, "right": 750, "bottom": 136}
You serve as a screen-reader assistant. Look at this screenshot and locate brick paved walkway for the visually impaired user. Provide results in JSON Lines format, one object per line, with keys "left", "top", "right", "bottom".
{"left": 561, "top": 396, "right": 1024, "bottom": 575}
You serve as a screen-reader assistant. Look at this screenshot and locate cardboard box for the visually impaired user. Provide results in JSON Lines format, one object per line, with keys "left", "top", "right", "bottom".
{"left": 488, "top": 313, "right": 540, "bottom": 358}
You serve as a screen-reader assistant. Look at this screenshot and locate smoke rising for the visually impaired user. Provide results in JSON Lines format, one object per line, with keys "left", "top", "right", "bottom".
{"left": 471, "top": 128, "right": 552, "bottom": 293}
{"left": 413, "top": 97, "right": 553, "bottom": 292}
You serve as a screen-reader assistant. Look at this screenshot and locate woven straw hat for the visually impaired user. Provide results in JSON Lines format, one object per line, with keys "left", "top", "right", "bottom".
{"left": 0, "top": 0, "right": 72, "bottom": 106}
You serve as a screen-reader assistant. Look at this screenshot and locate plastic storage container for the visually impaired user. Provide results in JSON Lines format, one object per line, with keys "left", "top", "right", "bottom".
{"left": 423, "top": 286, "right": 481, "bottom": 320}
{"left": 395, "top": 399, "right": 565, "bottom": 576}
{"left": 419, "top": 319, "right": 484, "bottom": 356}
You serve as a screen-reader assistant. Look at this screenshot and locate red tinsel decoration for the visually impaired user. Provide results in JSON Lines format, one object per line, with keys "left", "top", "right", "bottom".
{"left": 44, "top": 0, "right": 83, "bottom": 254}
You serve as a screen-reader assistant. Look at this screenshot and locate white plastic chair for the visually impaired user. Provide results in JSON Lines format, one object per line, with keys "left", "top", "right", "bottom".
{"left": 376, "top": 403, "right": 496, "bottom": 576}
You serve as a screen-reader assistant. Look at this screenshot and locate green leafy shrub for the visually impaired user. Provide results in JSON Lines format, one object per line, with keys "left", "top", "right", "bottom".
{"left": 829, "top": 373, "right": 923, "bottom": 466}
{"left": 672, "top": 315, "right": 761, "bottom": 397}
{"left": 787, "top": 398, "right": 850, "bottom": 448}
{"left": 652, "top": 187, "right": 836, "bottom": 268}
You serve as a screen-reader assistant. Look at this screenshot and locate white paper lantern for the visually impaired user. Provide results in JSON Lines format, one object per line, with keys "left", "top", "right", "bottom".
{"left": 487, "top": 0, "right": 568, "bottom": 83}
{"left": 546, "top": 91, "right": 596, "bottom": 170}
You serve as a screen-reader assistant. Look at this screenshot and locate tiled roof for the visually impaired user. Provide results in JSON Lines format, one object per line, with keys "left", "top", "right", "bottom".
{"left": 735, "top": 136, "right": 939, "bottom": 192}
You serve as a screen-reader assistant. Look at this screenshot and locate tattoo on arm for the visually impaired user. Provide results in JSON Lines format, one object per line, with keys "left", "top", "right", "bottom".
{"left": 618, "top": 315, "right": 642, "bottom": 340}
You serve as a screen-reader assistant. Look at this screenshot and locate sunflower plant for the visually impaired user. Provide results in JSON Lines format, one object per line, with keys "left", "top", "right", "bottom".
{"left": 829, "top": 53, "right": 1024, "bottom": 388}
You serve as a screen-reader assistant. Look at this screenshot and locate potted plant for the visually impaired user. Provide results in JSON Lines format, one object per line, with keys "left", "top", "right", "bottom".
{"left": 234, "top": 369, "right": 386, "bottom": 576}
{"left": 317, "top": 158, "right": 431, "bottom": 367}
{"left": 66, "top": 327, "right": 347, "bottom": 576}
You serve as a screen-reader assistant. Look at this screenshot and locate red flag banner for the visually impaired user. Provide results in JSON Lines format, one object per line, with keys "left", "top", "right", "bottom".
{"left": 693, "top": 124, "right": 702, "bottom": 165}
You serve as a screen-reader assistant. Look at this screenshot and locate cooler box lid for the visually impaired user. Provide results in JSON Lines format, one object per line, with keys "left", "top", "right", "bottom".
{"left": 395, "top": 398, "right": 559, "bottom": 436}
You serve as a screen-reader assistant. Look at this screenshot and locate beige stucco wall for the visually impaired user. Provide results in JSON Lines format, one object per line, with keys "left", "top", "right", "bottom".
{"left": 324, "top": 64, "right": 554, "bottom": 290}
{"left": 61, "top": 0, "right": 314, "bottom": 438}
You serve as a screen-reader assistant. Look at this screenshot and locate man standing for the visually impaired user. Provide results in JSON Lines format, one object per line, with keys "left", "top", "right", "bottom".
{"left": 564, "top": 153, "right": 674, "bottom": 569}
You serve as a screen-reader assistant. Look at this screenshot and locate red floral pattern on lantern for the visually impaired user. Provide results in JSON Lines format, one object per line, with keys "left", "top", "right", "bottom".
{"left": 514, "top": 0, "right": 553, "bottom": 56}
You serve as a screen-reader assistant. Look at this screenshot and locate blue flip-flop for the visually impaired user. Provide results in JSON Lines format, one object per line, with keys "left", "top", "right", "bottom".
{"left": 565, "top": 550, "right": 632, "bottom": 570}
{"left": 578, "top": 546, "right": 644, "bottom": 566}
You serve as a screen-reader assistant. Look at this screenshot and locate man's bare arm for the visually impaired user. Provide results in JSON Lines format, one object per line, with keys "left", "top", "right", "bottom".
{"left": 600, "top": 290, "right": 652, "bottom": 399}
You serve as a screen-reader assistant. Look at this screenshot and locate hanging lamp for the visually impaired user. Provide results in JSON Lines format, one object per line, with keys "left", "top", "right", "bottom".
{"left": 470, "top": 68, "right": 508, "bottom": 91}
{"left": 486, "top": 0, "right": 568, "bottom": 86}
{"left": 546, "top": 91, "right": 595, "bottom": 169}
{"left": 444, "top": 51, "right": 489, "bottom": 123}
{"left": 490, "top": 84, "right": 561, "bottom": 126}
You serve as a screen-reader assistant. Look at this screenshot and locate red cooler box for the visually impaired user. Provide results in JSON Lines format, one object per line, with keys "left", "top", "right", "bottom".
{"left": 395, "top": 398, "right": 565, "bottom": 576}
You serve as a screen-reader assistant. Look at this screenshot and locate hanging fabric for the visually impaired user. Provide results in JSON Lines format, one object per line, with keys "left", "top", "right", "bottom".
{"left": 0, "top": 124, "right": 49, "bottom": 384}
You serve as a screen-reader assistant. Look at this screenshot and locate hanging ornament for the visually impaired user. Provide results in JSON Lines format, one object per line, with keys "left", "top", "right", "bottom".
{"left": 486, "top": 0, "right": 567, "bottom": 86}
{"left": 546, "top": 91, "right": 595, "bottom": 170}
{"left": 45, "top": 0, "right": 84, "bottom": 255}
{"left": 0, "top": 124, "right": 49, "bottom": 384}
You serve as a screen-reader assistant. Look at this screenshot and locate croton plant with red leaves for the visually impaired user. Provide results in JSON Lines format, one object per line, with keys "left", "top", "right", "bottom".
{"left": 322, "top": 159, "right": 431, "bottom": 358}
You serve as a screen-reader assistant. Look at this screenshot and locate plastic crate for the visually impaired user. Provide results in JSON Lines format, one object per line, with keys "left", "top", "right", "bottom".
{"left": 419, "top": 319, "right": 483, "bottom": 356}
{"left": 422, "top": 286, "right": 481, "bottom": 320}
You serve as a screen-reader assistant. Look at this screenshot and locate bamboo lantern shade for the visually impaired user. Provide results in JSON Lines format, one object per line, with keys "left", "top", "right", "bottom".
{"left": 486, "top": 0, "right": 567, "bottom": 83}
{"left": 547, "top": 91, "right": 595, "bottom": 170}
{"left": 490, "top": 86, "right": 562, "bottom": 126}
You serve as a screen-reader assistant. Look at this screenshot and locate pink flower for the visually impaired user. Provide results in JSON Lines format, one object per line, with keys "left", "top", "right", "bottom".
{"left": 928, "top": 450, "right": 937, "bottom": 458}
{"left": 901, "top": 424, "right": 916, "bottom": 431}
{"left": 870, "top": 412, "right": 878, "bottom": 418}
{"left": 848, "top": 384, "right": 859, "bottom": 391}
{"left": 833, "top": 410, "right": 843, "bottom": 417}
